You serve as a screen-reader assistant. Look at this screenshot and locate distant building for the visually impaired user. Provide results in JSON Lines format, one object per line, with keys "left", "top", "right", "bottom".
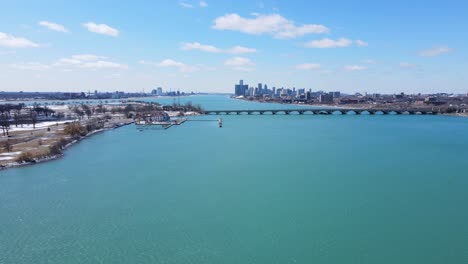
{"left": 247, "top": 87, "right": 253, "bottom": 96}
{"left": 394, "top": 92, "right": 405, "bottom": 99}
{"left": 151, "top": 87, "right": 163, "bottom": 96}
{"left": 332, "top": 91, "right": 341, "bottom": 98}
{"left": 235, "top": 80, "right": 248, "bottom": 96}
{"left": 319, "top": 94, "right": 333, "bottom": 104}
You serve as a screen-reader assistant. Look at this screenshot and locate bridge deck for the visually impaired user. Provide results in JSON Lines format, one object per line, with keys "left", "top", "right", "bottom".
{"left": 202, "top": 108, "right": 440, "bottom": 115}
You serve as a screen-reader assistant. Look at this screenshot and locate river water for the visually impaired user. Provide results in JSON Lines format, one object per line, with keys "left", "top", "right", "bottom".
{"left": 1, "top": 95, "right": 468, "bottom": 264}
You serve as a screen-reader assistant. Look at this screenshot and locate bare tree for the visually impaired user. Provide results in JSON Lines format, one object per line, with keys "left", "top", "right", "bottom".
{"left": 13, "top": 109, "right": 21, "bottom": 127}
{"left": 2, "top": 140, "right": 13, "bottom": 152}
{"left": 81, "top": 104, "right": 92, "bottom": 119}
{"left": 96, "top": 104, "right": 105, "bottom": 114}
{"left": 30, "top": 110, "right": 38, "bottom": 129}
{"left": 0, "top": 113, "right": 11, "bottom": 136}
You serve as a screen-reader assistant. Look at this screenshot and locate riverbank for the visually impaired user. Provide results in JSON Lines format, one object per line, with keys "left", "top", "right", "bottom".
{"left": 0, "top": 116, "right": 134, "bottom": 170}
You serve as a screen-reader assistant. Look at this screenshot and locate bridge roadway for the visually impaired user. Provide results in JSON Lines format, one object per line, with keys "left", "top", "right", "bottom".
{"left": 203, "top": 108, "right": 441, "bottom": 115}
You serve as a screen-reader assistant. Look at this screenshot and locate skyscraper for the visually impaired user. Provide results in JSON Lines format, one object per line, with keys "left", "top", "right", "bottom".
{"left": 235, "top": 80, "right": 248, "bottom": 96}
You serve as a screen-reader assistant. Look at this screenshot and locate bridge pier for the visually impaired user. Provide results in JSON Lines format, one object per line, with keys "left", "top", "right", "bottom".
{"left": 203, "top": 108, "right": 435, "bottom": 116}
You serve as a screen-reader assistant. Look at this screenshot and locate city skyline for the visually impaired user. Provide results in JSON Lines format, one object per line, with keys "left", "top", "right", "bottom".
{"left": 1, "top": 0, "right": 467, "bottom": 93}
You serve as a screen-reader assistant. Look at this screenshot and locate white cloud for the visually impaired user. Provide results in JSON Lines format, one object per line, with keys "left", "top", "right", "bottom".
{"left": 182, "top": 42, "right": 256, "bottom": 54}
{"left": 158, "top": 59, "right": 186, "bottom": 68}
{"left": 224, "top": 57, "right": 255, "bottom": 71}
{"left": 232, "top": 67, "right": 255, "bottom": 72}
{"left": 356, "top": 40, "right": 368, "bottom": 47}
{"left": 53, "top": 54, "right": 127, "bottom": 70}
{"left": 138, "top": 60, "right": 158, "bottom": 66}
{"left": 83, "top": 22, "right": 119, "bottom": 37}
{"left": 212, "top": 13, "right": 329, "bottom": 39}
{"left": 54, "top": 54, "right": 107, "bottom": 66}
{"left": 142, "top": 59, "right": 197, "bottom": 73}
{"left": 224, "top": 57, "right": 255, "bottom": 67}
{"left": 418, "top": 46, "right": 451, "bottom": 57}
{"left": 0, "top": 32, "right": 39, "bottom": 48}
{"left": 344, "top": 65, "right": 367, "bottom": 71}
{"left": 400, "top": 62, "right": 417, "bottom": 69}
{"left": 295, "top": 63, "right": 321, "bottom": 70}
{"left": 305, "top": 38, "right": 353, "bottom": 48}
{"left": 182, "top": 42, "right": 221, "bottom": 53}
{"left": 227, "top": 46, "right": 256, "bottom": 54}
{"left": 179, "top": 1, "right": 194, "bottom": 8}
{"left": 81, "top": 61, "right": 128, "bottom": 69}
{"left": 55, "top": 58, "right": 82, "bottom": 66}
{"left": 71, "top": 54, "right": 106, "bottom": 61}
{"left": 10, "top": 54, "right": 127, "bottom": 72}
{"left": 10, "top": 62, "right": 50, "bottom": 71}
{"left": 362, "top": 59, "right": 377, "bottom": 64}
{"left": 199, "top": 1, "right": 208, "bottom": 7}
{"left": 38, "top": 21, "right": 68, "bottom": 33}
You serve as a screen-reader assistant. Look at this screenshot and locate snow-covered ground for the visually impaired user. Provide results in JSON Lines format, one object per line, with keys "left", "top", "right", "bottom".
{"left": 166, "top": 111, "right": 199, "bottom": 117}
{"left": 9, "top": 120, "right": 75, "bottom": 132}
{"left": 48, "top": 105, "right": 69, "bottom": 111}
{"left": 0, "top": 151, "right": 22, "bottom": 156}
{"left": 0, "top": 152, "right": 22, "bottom": 160}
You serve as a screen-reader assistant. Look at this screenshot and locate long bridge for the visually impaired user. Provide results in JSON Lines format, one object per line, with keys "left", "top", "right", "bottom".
{"left": 203, "top": 108, "right": 443, "bottom": 115}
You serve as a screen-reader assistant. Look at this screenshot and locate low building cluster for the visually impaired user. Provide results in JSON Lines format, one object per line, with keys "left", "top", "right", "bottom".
{"left": 0, "top": 88, "right": 197, "bottom": 101}
{"left": 234, "top": 80, "right": 468, "bottom": 112}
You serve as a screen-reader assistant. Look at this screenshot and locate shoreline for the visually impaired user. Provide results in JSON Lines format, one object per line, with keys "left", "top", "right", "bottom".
{"left": 0, "top": 121, "right": 134, "bottom": 171}
{"left": 233, "top": 97, "right": 468, "bottom": 117}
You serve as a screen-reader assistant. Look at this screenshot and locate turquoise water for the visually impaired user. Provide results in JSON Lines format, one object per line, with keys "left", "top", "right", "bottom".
{"left": 1, "top": 96, "right": 468, "bottom": 264}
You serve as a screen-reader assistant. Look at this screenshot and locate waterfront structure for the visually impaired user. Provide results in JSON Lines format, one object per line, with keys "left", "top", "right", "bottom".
{"left": 203, "top": 108, "right": 443, "bottom": 115}
{"left": 137, "top": 112, "right": 170, "bottom": 124}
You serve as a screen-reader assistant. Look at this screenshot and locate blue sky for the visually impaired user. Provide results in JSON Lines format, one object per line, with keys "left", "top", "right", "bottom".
{"left": 1, "top": 0, "right": 467, "bottom": 94}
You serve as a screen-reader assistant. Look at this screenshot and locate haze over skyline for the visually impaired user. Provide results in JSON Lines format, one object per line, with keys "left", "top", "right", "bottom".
{"left": 1, "top": 0, "right": 467, "bottom": 94}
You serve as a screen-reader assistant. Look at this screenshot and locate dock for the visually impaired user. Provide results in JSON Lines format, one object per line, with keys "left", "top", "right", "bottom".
{"left": 135, "top": 118, "right": 188, "bottom": 130}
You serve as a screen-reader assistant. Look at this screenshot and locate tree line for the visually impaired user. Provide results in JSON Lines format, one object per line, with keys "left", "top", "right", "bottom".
{"left": 0, "top": 103, "right": 60, "bottom": 136}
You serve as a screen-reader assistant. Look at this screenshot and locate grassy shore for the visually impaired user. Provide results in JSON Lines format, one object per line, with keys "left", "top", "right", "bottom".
{"left": 0, "top": 114, "right": 133, "bottom": 170}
